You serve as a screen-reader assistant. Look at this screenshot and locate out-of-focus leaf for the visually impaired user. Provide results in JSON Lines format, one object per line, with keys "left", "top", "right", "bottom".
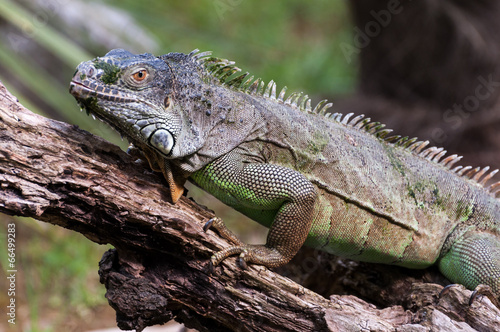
{"left": 0, "top": 0, "right": 92, "bottom": 67}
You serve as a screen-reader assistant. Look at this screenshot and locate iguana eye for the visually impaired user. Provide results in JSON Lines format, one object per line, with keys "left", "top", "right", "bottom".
{"left": 132, "top": 69, "right": 148, "bottom": 82}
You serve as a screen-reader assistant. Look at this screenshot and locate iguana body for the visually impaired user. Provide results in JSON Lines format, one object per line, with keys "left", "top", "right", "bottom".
{"left": 70, "top": 49, "right": 500, "bottom": 298}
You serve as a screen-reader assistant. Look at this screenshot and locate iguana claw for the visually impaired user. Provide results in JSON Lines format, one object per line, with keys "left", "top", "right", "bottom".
{"left": 203, "top": 217, "right": 244, "bottom": 246}
{"left": 439, "top": 284, "right": 458, "bottom": 298}
{"left": 238, "top": 254, "right": 249, "bottom": 270}
{"left": 203, "top": 219, "right": 212, "bottom": 232}
{"left": 211, "top": 246, "right": 249, "bottom": 267}
{"left": 207, "top": 251, "right": 248, "bottom": 272}
{"left": 440, "top": 284, "right": 500, "bottom": 308}
{"left": 469, "top": 284, "right": 500, "bottom": 307}
{"left": 205, "top": 217, "right": 251, "bottom": 269}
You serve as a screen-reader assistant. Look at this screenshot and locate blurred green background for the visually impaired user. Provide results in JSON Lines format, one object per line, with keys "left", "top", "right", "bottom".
{"left": 0, "top": 0, "right": 356, "bottom": 330}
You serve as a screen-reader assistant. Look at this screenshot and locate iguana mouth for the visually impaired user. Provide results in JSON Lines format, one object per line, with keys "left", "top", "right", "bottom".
{"left": 69, "top": 80, "right": 123, "bottom": 127}
{"left": 68, "top": 80, "right": 138, "bottom": 145}
{"left": 69, "top": 80, "right": 176, "bottom": 157}
{"left": 69, "top": 80, "right": 139, "bottom": 103}
{"left": 70, "top": 80, "right": 159, "bottom": 113}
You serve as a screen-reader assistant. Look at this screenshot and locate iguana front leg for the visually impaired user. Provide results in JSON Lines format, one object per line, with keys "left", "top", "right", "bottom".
{"left": 191, "top": 150, "right": 317, "bottom": 268}
{"left": 135, "top": 145, "right": 187, "bottom": 203}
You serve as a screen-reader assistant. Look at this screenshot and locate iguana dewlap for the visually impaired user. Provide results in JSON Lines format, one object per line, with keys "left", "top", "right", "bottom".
{"left": 69, "top": 49, "right": 500, "bottom": 301}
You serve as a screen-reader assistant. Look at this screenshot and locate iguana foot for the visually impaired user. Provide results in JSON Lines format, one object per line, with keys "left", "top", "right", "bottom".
{"left": 204, "top": 217, "right": 291, "bottom": 269}
{"left": 210, "top": 244, "right": 286, "bottom": 269}
{"left": 440, "top": 284, "right": 500, "bottom": 308}
{"left": 203, "top": 217, "right": 245, "bottom": 246}
{"left": 469, "top": 284, "right": 500, "bottom": 307}
{"left": 126, "top": 144, "right": 150, "bottom": 167}
{"left": 126, "top": 143, "right": 144, "bottom": 160}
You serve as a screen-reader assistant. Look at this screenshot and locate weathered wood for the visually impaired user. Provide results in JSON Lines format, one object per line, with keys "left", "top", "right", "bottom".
{"left": 1, "top": 82, "right": 499, "bottom": 331}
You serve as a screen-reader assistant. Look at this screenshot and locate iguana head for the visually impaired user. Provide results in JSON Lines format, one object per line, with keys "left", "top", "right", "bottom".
{"left": 69, "top": 49, "right": 208, "bottom": 159}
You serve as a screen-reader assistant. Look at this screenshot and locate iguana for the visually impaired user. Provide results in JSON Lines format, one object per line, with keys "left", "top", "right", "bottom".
{"left": 69, "top": 49, "right": 500, "bottom": 302}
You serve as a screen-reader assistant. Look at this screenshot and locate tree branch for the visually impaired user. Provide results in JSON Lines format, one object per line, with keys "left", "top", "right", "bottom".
{"left": 1, "top": 81, "right": 499, "bottom": 331}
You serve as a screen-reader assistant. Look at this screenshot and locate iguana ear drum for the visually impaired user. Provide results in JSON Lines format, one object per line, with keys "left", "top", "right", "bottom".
{"left": 150, "top": 128, "right": 175, "bottom": 156}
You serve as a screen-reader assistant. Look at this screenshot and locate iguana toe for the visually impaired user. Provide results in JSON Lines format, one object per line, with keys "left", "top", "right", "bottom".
{"left": 469, "top": 284, "right": 500, "bottom": 308}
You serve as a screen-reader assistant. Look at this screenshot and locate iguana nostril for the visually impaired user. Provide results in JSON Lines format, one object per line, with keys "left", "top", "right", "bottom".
{"left": 88, "top": 67, "right": 94, "bottom": 77}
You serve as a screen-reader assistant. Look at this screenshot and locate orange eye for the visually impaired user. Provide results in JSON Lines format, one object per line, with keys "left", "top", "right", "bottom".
{"left": 132, "top": 69, "right": 148, "bottom": 82}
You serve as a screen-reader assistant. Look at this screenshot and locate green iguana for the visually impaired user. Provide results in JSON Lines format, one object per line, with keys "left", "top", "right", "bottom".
{"left": 69, "top": 49, "right": 500, "bottom": 302}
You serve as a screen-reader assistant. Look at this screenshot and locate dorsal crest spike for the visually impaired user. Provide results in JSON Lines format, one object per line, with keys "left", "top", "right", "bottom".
{"left": 190, "top": 49, "right": 212, "bottom": 62}
{"left": 408, "top": 140, "right": 423, "bottom": 151}
{"left": 341, "top": 113, "right": 354, "bottom": 125}
{"left": 271, "top": 82, "right": 277, "bottom": 99}
{"left": 426, "top": 147, "right": 445, "bottom": 161}
{"left": 206, "top": 60, "right": 234, "bottom": 75}
{"left": 376, "top": 129, "right": 393, "bottom": 139}
{"left": 414, "top": 141, "right": 430, "bottom": 153}
{"left": 299, "top": 95, "right": 309, "bottom": 110}
{"left": 247, "top": 78, "right": 261, "bottom": 94}
{"left": 349, "top": 114, "right": 366, "bottom": 126}
{"left": 354, "top": 118, "right": 371, "bottom": 130}
{"left": 447, "top": 155, "right": 463, "bottom": 168}
{"left": 319, "top": 102, "right": 333, "bottom": 116}
{"left": 471, "top": 166, "right": 489, "bottom": 181}
{"left": 305, "top": 99, "right": 312, "bottom": 113}
{"left": 188, "top": 49, "right": 200, "bottom": 58}
{"left": 284, "top": 92, "right": 297, "bottom": 105}
{"left": 363, "top": 121, "right": 381, "bottom": 134}
{"left": 439, "top": 154, "right": 458, "bottom": 166}
{"left": 333, "top": 113, "right": 343, "bottom": 122}
{"left": 457, "top": 166, "right": 473, "bottom": 176}
{"left": 312, "top": 100, "right": 327, "bottom": 114}
{"left": 432, "top": 149, "right": 447, "bottom": 162}
{"left": 240, "top": 75, "right": 255, "bottom": 90}
{"left": 214, "top": 65, "right": 241, "bottom": 82}
{"left": 488, "top": 181, "right": 500, "bottom": 195}
{"left": 420, "top": 146, "right": 439, "bottom": 158}
{"left": 290, "top": 92, "right": 303, "bottom": 107}
{"left": 465, "top": 167, "right": 481, "bottom": 178}
{"left": 257, "top": 80, "right": 265, "bottom": 95}
{"left": 278, "top": 86, "right": 287, "bottom": 102}
{"left": 265, "top": 80, "right": 276, "bottom": 99}
{"left": 384, "top": 135, "right": 402, "bottom": 143}
{"left": 225, "top": 72, "right": 250, "bottom": 88}
{"left": 395, "top": 136, "right": 410, "bottom": 147}
{"left": 481, "top": 169, "right": 498, "bottom": 185}
{"left": 401, "top": 137, "right": 417, "bottom": 148}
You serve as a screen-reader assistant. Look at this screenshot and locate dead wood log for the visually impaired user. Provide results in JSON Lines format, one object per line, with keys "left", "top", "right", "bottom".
{"left": 1, "top": 81, "right": 499, "bottom": 331}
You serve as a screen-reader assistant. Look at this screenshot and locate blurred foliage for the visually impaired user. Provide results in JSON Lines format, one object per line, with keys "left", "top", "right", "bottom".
{"left": 0, "top": 0, "right": 356, "bottom": 330}
{"left": 106, "top": 0, "right": 354, "bottom": 93}
{"left": 0, "top": 217, "right": 112, "bottom": 331}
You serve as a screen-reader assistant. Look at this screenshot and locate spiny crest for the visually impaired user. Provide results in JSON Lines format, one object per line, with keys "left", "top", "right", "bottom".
{"left": 329, "top": 112, "right": 500, "bottom": 198}
{"left": 188, "top": 50, "right": 500, "bottom": 198}
{"left": 189, "top": 49, "right": 334, "bottom": 115}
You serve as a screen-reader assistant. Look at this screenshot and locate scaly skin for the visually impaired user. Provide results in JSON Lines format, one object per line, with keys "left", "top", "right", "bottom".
{"left": 69, "top": 49, "right": 500, "bottom": 300}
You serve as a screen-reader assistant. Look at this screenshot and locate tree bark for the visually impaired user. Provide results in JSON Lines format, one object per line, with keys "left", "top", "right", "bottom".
{"left": 1, "top": 81, "right": 499, "bottom": 331}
